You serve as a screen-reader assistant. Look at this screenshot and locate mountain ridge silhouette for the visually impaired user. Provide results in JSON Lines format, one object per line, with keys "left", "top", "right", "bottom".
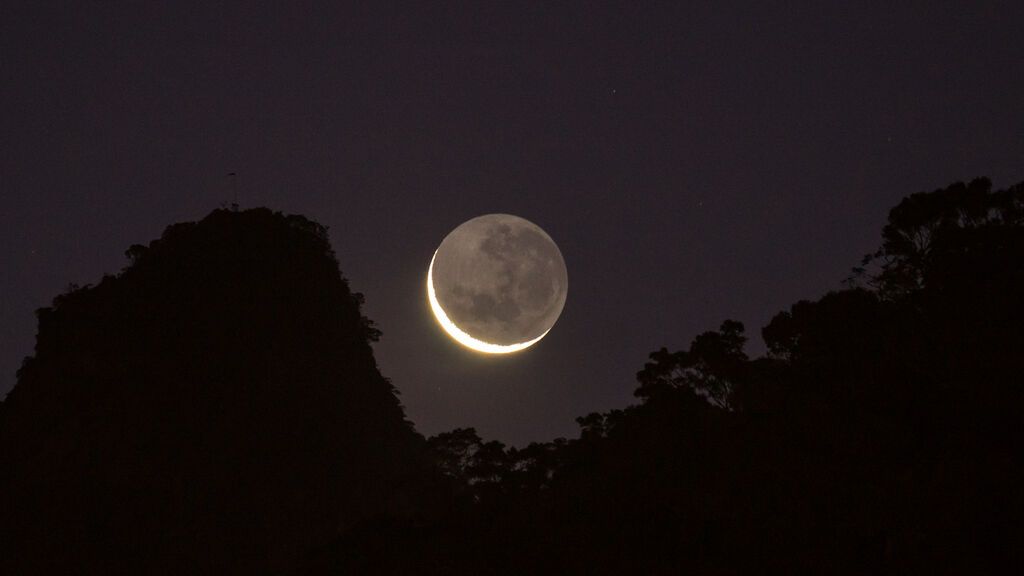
{"left": 0, "top": 207, "right": 425, "bottom": 574}
{"left": 2, "top": 179, "right": 1020, "bottom": 574}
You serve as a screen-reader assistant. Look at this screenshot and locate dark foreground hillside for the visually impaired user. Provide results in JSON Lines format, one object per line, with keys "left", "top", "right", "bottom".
{"left": 307, "top": 178, "right": 1021, "bottom": 575}
{"left": 2, "top": 179, "right": 1021, "bottom": 575}
{"left": 0, "top": 209, "right": 426, "bottom": 574}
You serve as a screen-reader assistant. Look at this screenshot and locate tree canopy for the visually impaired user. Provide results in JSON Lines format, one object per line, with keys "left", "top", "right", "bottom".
{"left": 314, "top": 178, "right": 1021, "bottom": 575}
{"left": 0, "top": 208, "right": 425, "bottom": 574}
{"left": 2, "top": 179, "right": 1020, "bottom": 574}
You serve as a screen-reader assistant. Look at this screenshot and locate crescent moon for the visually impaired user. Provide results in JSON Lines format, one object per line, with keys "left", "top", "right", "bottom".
{"left": 427, "top": 251, "right": 551, "bottom": 354}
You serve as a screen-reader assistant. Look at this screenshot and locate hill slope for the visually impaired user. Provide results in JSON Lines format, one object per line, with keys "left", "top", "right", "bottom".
{"left": 0, "top": 208, "right": 423, "bottom": 574}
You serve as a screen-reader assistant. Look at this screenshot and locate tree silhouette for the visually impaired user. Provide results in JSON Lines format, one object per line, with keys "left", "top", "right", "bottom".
{"left": 0, "top": 208, "right": 424, "bottom": 575}
{"left": 311, "top": 177, "right": 1021, "bottom": 575}
{"left": 3, "top": 179, "right": 1020, "bottom": 575}
{"left": 635, "top": 319, "right": 747, "bottom": 408}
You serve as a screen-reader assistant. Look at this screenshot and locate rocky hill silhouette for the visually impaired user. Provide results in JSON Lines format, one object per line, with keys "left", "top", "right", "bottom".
{"left": 0, "top": 208, "right": 425, "bottom": 574}
{"left": 2, "top": 179, "right": 1020, "bottom": 575}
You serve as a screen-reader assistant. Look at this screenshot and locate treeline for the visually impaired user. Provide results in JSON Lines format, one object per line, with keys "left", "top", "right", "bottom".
{"left": 0, "top": 179, "right": 1018, "bottom": 574}
{"left": 310, "top": 178, "right": 1022, "bottom": 574}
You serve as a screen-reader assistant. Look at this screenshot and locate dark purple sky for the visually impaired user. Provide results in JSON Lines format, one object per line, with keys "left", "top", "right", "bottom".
{"left": 3, "top": 2, "right": 1022, "bottom": 445}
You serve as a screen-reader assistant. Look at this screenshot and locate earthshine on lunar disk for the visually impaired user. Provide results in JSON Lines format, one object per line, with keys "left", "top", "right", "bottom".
{"left": 427, "top": 214, "right": 568, "bottom": 354}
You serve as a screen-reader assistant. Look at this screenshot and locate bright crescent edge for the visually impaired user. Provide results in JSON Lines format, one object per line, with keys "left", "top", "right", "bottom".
{"left": 427, "top": 251, "right": 550, "bottom": 354}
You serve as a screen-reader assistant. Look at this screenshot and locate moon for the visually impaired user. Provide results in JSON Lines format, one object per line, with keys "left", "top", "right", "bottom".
{"left": 427, "top": 214, "right": 568, "bottom": 354}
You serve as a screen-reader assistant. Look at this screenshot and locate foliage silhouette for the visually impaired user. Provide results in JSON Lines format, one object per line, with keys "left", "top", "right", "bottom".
{"left": 2, "top": 179, "right": 1021, "bottom": 574}
{"left": 309, "top": 177, "right": 1021, "bottom": 575}
{"left": 0, "top": 208, "right": 427, "bottom": 575}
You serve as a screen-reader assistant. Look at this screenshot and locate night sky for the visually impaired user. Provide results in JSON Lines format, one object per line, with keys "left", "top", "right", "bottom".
{"left": 3, "top": 2, "right": 1022, "bottom": 445}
